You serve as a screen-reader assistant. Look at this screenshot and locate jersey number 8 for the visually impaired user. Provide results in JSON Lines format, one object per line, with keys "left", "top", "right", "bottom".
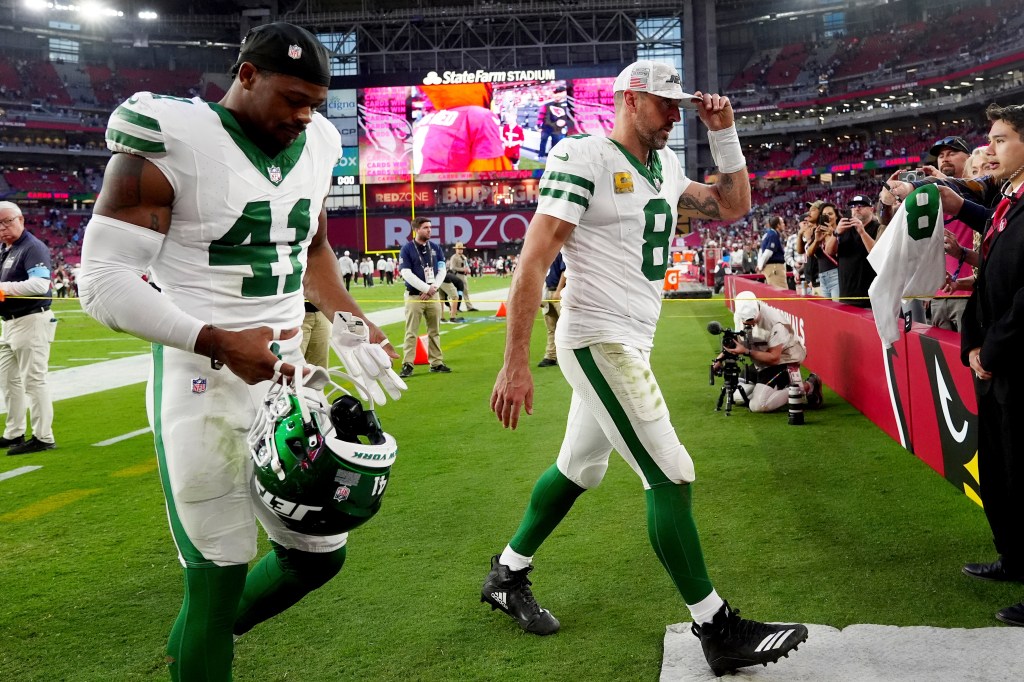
{"left": 641, "top": 198, "right": 673, "bottom": 281}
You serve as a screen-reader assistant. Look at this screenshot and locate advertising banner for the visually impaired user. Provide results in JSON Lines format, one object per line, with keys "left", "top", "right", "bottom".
{"left": 727, "top": 278, "right": 979, "bottom": 502}
{"left": 328, "top": 210, "right": 534, "bottom": 251}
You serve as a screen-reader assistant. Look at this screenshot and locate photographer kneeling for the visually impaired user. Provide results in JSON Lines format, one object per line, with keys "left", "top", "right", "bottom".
{"left": 714, "top": 291, "right": 823, "bottom": 412}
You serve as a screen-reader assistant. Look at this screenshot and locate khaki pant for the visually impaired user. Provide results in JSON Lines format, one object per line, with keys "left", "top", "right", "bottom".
{"left": 762, "top": 262, "right": 787, "bottom": 289}
{"left": 930, "top": 296, "right": 968, "bottom": 332}
{"left": 438, "top": 281, "right": 459, "bottom": 317}
{"left": 542, "top": 289, "right": 560, "bottom": 361}
{"left": 452, "top": 274, "right": 472, "bottom": 307}
{"left": 0, "top": 308, "right": 57, "bottom": 443}
{"left": 403, "top": 293, "right": 443, "bottom": 367}
{"left": 300, "top": 311, "right": 331, "bottom": 368}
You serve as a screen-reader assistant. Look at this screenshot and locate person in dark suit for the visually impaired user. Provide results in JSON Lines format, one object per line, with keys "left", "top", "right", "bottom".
{"left": 960, "top": 102, "right": 1024, "bottom": 626}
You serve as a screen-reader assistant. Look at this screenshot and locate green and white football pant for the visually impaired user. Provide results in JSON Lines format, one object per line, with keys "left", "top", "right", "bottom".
{"left": 555, "top": 343, "right": 696, "bottom": 489}
{"left": 147, "top": 339, "right": 347, "bottom": 568}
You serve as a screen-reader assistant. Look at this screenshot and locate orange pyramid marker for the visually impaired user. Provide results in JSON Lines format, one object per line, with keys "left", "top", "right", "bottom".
{"left": 413, "top": 334, "right": 429, "bottom": 365}
{"left": 496, "top": 301, "right": 507, "bottom": 318}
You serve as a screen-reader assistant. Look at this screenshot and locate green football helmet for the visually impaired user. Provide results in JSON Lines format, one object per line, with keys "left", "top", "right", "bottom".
{"left": 248, "top": 367, "right": 397, "bottom": 536}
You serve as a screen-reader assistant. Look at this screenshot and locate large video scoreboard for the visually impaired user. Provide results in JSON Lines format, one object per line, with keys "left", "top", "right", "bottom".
{"left": 326, "top": 66, "right": 620, "bottom": 186}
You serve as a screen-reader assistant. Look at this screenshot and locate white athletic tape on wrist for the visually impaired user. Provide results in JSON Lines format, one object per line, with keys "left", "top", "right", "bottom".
{"left": 707, "top": 125, "right": 746, "bottom": 174}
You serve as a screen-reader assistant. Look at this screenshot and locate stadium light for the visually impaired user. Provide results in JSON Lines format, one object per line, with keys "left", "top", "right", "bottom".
{"left": 24, "top": 0, "right": 48, "bottom": 10}
{"left": 79, "top": 1, "right": 124, "bottom": 17}
{"left": 138, "top": 10, "right": 157, "bottom": 19}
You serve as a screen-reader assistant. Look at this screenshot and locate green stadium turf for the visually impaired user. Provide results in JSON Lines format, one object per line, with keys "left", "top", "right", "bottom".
{"left": 0, "top": 295, "right": 1013, "bottom": 681}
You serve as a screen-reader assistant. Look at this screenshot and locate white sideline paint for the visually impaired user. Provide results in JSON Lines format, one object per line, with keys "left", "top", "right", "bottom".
{"left": 93, "top": 427, "right": 152, "bottom": 447}
{"left": 0, "top": 354, "right": 151, "bottom": 415}
{"left": 0, "top": 288, "right": 510, "bottom": 416}
{"left": 0, "top": 465, "right": 43, "bottom": 482}
{"left": 661, "top": 622, "right": 1024, "bottom": 681}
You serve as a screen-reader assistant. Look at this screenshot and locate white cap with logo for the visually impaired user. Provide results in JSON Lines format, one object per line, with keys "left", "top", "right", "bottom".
{"left": 612, "top": 60, "right": 700, "bottom": 108}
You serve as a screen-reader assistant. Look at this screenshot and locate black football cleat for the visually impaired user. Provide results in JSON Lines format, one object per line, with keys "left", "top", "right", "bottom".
{"left": 481, "top": 555, "right": 560, "bottom": 635}
{"left": 691, "top": 601, "right": 808, "bottom": 677}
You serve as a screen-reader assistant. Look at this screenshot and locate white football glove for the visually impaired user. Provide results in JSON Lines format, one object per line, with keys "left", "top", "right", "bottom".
{"left": 330, "top": 311, "right": 406, "bottom": 404}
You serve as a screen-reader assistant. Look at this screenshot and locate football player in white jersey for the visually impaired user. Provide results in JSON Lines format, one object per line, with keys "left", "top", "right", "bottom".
{"left": 482, "top": 61, "right": 808, "bottom": 676}
{"left": 79, "top": 23, "right": 401, "bottom": 681}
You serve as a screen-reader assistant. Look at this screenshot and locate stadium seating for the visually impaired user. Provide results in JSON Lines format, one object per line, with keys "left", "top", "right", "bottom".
{"left": 726, "top": 0, "right": 1019, "bottom": 104}
{"left": 3, "top": 170, "right": 86, "bottom": 194}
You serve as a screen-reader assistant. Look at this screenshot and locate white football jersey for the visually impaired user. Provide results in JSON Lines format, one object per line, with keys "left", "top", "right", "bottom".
{"left": 105, "top": 92, "right": 341, "bottom": 331}
{"left": 536, "top": 135, "right": 689, "bottom": 350}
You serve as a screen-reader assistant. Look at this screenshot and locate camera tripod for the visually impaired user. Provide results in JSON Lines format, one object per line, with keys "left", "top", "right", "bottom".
{"left": 715, "top": 359, "right": 749, "bottom": 415}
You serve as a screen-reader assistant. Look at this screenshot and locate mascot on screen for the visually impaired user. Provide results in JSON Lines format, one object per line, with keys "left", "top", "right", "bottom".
{"left": 413, "top": 82, "right": 513, "bottom": 175}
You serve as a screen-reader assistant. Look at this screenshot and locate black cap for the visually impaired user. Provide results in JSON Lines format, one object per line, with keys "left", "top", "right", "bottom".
{"left": 799, "top": 212, "right": 811, "bottom": 220}
{"left": 553, "top": 85, "right": 567, "bottom": 93}
{"left": 232, "top": 22, "right": 331, "bottom": 87}
{"left": 848, "top": 195, "right": 873, "bottom": 207}
{"left": 928, "top": 135, "right": 970, "bottom": 158}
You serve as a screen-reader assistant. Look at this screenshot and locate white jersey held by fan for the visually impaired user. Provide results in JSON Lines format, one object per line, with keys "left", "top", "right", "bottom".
{"left": 867, "top": 184, "right": 947, "bottom": 348}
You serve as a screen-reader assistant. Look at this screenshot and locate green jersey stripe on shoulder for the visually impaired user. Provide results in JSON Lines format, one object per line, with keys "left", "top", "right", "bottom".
{"left": 543, "top": 171, "right": 595, "bottom": 193}
{"left": 114, "top": 105, "right": 162, "bottom": 133}
{"left": 540, "top": 187, "right": 589, "bottom": 208}
{"left": 105, "top": 128, "right": 167, "bottom": 154}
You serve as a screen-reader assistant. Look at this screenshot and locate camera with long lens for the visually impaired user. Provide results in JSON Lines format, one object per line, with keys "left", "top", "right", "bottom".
{"left": 707, "top": 320, "right": 751, "bottom": 415}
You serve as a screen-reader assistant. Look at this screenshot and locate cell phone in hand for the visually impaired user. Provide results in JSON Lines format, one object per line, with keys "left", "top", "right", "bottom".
{"left": 898, "top": 170, "right": 924, "bottom": 183}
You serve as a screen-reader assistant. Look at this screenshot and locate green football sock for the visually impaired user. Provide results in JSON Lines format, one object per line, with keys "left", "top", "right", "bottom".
{"left": 645, "top": 483, "right": 714, "bottom": 604}
{"left": 509, "top": 464, "right": 586, "bottom": 557}
{"left": 167, "top": 563, "right": 247, "bottom": 682}
{"left": 233, "top": 542, "right": 347, "bottom": 636}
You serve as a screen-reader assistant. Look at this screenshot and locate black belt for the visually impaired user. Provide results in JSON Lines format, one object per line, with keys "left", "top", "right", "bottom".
{"left": 1, "top": 306, "right": 49, "bottom": 321}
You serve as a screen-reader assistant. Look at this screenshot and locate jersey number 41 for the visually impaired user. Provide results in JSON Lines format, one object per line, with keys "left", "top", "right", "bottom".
{"left": 209, "top": 199, "right": 312, "bottom": 297}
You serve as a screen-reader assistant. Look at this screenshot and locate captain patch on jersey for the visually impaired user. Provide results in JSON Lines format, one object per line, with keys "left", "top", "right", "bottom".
{"left": 537, "top": 135, "right": 690, "bottom": 350}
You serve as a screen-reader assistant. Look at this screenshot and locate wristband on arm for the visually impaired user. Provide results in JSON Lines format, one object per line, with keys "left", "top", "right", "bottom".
{"left": 707, "top": 125, "right": 746, "bottom": 174}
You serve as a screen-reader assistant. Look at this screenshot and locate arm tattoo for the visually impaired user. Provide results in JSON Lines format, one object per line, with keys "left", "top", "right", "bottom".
{"left": 103, "top": 154, "right": 145, "bottom": 211}
{"left": 679, "top": 192, "right": 722, "bottom": 219}
{"left": 95, "top": 153, "right": 172, "bottom": 233}
{"left": 718, "top": 173, "right": 735, "bottom": 212}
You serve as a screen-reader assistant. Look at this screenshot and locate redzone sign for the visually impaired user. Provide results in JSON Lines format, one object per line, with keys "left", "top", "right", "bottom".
{"left": 328, "top": 211, "right": 534, "bottom": 250}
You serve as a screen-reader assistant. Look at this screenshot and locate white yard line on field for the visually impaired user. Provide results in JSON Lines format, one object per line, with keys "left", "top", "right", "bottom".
{"left": 0, "top": 466, "right": 43, "bottom": 483}
{"left": 93, "top": 427, "right": 153, "bottom": 447}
